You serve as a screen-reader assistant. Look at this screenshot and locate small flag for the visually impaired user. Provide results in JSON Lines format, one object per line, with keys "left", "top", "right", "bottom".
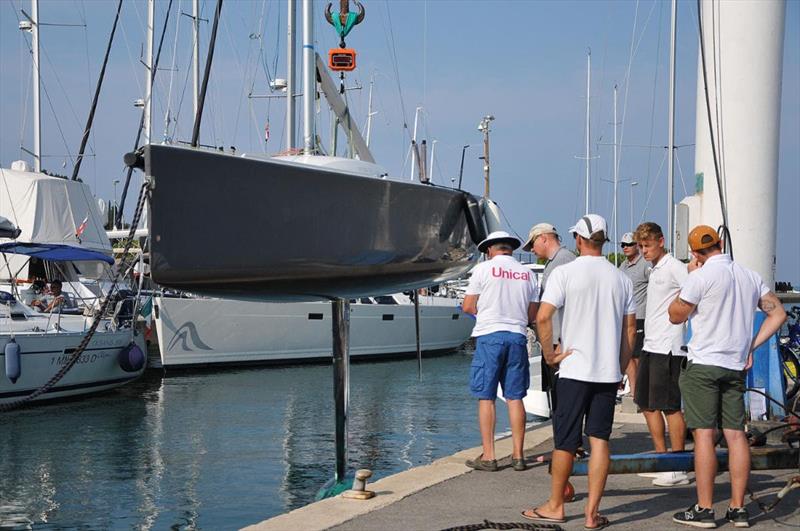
{"left": 75, "top": 215, "right": 89, "bottom": 239}
{"left": 264, "top": 121, "right": 270, "bottom": 143}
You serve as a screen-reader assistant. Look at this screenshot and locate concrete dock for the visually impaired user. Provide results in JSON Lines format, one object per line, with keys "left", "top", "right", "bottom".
{"left": 247, "top": 411, "right": 799, "bottom": 530}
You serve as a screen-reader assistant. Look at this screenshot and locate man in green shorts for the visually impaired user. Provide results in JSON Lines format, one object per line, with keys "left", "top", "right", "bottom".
{"left": 668, "top": 225, "right": 786, "bottom": 528}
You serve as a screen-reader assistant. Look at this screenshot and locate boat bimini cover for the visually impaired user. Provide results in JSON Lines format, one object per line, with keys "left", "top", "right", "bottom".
{"left": 0, "top": 242, "right": 115, "bottom": 264}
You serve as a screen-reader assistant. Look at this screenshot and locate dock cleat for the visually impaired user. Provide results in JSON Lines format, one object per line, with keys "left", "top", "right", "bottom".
{"left": 725, "top": 507, "right": 750, "bottom": 528}
{"left": 673, "top": 504, "right": 717, "bottom": 528}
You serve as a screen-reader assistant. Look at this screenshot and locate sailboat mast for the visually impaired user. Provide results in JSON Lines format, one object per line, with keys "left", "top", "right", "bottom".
{"left": 192, "top": 0, "right": 200, "bottom": 115}
{"left": 144, "top": 0, "right": 154, "bottom": 144}
{"left": 410, "top": 107, "right": 422, "bottom": 180}
{"left": 613, "top": 84, "right": 619, "bottom": 264}
{"left": 286, "top": 0, "right": 297, "bottom": 151}
{"left": 667, "top": 0, "right": 677, "bottom": 250}
{"left": 31, "top": 0, "right": 41, "bottom": 172}
{"left": 584, "top": 50, "right": 591, "bottom": 214}
{"left": 302, "top": 0, "right": 315, "bottom": 154}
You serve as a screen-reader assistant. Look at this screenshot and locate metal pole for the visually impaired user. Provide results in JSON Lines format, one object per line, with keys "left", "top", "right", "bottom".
{"left": 429, "top": 139, "right": 437, "bottom": 183}
{"left": 667, "top": 0, "right": 677, "bottom": 251}
{"left": 192, "top": 0, "right": 200, "bottom": 116}
{"left": 331, "top": 298, "right": 350, "bottom": 483}
{"left": 613, "top": 84, "right": 618, "bottom": 265}
{"left": 31, "top": 0, "right": 41, "bottom": 172}
{"left": 286, "top": 0, "right": 296, "bottom": 151}
{"left": 302, "top": 0, "right": 315, "bottom": 154}
{"left": 364, "top": 75, "right": 375, "bottom": 147}
{"left": 410, "top": 107, "right": 422, "bottom": 180}
{"left": 630, "top": 181, "right": 638, "bottom": 230}
{"left": 145, "top": 0, "right": 154, "bottom": 145}
{"left": 457, "top": 144, "right": 469, "bottom": 189}
{"left": 483, "top": 124, "right": 490, "bottom": 198}
{"left": 413, "top": 291, "right": 421, "bottom": 379}
{"left": 585, "top": 50, "right": 591, "bottom": 214}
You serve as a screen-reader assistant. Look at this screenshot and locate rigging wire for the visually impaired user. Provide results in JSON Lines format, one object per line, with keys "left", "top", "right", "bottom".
{"left": 695, "top": 0, "right": 732, "bottom": 256}
{"left": 644, "top": 0, "right": 664, "bottom": 202}
{"left": 639, "top": 148, "right": 669, "bottom": 222}
{"left": 163, "top": 0, "right": 183, "bottom": 142}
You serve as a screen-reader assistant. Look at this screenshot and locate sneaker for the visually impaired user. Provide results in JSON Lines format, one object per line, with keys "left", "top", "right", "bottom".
{"left": 637, "top": 472, "right": 661, "bottom": 478}
{"left": 652, "top": 471, "right": 690, "bottom": 486}
{"left": 725, "top": 507, "right": 750, "bottom": 528}
{"left": 511, "top": 457, "right": 526, "bottom": 471}
{"left": 465, "top": 454, "right": 498, "bottom": 472}
{"left": 673, "top": 504, "right": 717, "bottom": 528}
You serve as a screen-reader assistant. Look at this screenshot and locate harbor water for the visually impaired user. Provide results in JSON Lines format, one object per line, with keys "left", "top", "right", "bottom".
{"left": 0, "top": 346, "right": 517, "bottom": 530}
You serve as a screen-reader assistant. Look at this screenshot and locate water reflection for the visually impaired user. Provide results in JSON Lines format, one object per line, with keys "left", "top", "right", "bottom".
{"left": 0, "top": 347, "right": 503, "bottom": 529}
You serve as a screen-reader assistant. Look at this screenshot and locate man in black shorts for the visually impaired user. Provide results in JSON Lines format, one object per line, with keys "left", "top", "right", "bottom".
{"left": 633, "top": 222, "right": 689, "bottom": 487}
{"left": 522, "top": 215, "right": 636, "bottom": 530}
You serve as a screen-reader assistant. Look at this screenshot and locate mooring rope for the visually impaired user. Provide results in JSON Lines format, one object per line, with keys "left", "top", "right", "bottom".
{"left": 440, "top": 520, "right": 564, "bottom": 531}
{"left": 0, "top": 181, "right": 150, "bottom": 412}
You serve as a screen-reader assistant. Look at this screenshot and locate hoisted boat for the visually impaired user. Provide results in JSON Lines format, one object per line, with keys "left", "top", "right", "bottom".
{"left": 141, "top": 144, "right": 482, "bottom": 300}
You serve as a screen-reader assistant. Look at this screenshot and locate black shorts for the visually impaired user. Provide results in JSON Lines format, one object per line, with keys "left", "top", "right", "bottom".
{"left": 552, "top": 378, "right": 618, "bottom": 452}
{"left": 634, "top": 351, "right": 683, "bottom": 411}
{"left": 632, "top": 319, "right": 645, "bottom": 359}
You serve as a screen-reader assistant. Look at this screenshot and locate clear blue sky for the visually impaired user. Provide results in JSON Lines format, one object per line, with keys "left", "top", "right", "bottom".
{"left": 1, "top": 0, "right": 798, "bottom": 282}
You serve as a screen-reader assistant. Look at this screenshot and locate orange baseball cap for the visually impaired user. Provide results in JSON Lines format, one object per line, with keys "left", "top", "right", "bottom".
{"left": 688, "top": 225, "right": 720, "bottom": 251}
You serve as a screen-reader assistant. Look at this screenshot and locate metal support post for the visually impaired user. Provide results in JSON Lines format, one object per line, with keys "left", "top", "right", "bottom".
{"left": 332, "top": 298, "right": 350, "bottom": 483}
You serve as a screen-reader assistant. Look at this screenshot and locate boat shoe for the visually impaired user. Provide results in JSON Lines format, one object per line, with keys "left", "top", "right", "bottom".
{"left": 465, "top": 454, "right": 498, "bottom": 472}
{"left": 511, "top": 457, "right": 527, "bottom": 471}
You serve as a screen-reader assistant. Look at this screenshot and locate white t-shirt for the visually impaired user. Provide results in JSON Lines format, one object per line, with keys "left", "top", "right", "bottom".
{"left": 643, "top": 253, "right": 688, "bottom": 355}
{"left": 465, "top": 254, "right": 539, "bottom": 337}
{"left": 541, "top": 256, "right": 637, "bottom": 383}
{"left": 679, "top": 254, "right": 769, "bottom": 371}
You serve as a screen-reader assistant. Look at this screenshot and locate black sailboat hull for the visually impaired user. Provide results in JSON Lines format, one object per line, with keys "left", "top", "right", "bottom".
{"left": 145, "top": 145, "right": 481, "bottom": 300}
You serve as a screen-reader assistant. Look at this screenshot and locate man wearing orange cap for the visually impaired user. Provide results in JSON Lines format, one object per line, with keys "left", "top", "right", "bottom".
{"left": 668, "top": 225, "right": 786, "bottom": 529}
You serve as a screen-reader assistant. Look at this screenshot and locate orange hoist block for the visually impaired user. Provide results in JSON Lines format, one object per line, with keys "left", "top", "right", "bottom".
{"left": 328, "top": 48, "right": 356, "bottom": 71}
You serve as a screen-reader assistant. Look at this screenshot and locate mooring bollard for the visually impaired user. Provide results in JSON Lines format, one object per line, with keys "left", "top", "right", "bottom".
{"left": 342, "top": 469, "right": 375, "bottom": 500}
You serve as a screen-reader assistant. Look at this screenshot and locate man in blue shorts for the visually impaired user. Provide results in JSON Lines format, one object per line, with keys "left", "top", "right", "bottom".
{"left": 462, "top": 231, "right": 540, "bottom": 472}
{"left": 522, "top": 214, "right": 636, "bottom": 529}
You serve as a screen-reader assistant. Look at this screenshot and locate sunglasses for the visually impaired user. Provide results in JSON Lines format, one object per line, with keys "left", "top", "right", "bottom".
{"left": 620, "top": 243, "right": 637, "bottom": 248}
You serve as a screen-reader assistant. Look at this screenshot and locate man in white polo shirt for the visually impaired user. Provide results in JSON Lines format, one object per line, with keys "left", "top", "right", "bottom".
{"left": 462, "top": 231, "right": 539, "bottom": 473}
{"left": 633, "top": 221, "right": 689, "bottom": 488}
{"left": 668, "top": 225, "right": 786, "bottom": 529}
{"left": 522, "top": 214, "right": 636, "bottom": 530}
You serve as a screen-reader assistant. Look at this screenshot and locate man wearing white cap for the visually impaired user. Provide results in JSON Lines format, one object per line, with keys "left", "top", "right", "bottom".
{"left": 462, "top": 231, "right": 540, "bottom": 472}
{"left": 619, "top": 231, "right": 650, "bottom": 397}
{"left": 523, "top": 214, "right": 636, "bottom": 530}
{"left": 521, "top": 222, "right": 575, "bottom": 414}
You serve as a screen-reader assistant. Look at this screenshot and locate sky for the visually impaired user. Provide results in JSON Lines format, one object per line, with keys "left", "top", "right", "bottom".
{"left": 1, "top": 0, "right": 798, "bottom": 282}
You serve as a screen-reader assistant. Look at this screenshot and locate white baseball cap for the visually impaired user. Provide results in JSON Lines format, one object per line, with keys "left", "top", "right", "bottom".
{"left": 621, "top": 232, "right": 635, "bottom": 245}
{"left": 569, "top": 214, "right": 609, "bottom": 241}
{"left": 477, "top": 230, "right": 522, "bottom": 253}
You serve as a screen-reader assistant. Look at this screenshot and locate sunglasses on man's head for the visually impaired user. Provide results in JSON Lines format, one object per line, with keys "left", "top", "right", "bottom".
{"left": 621, "top": 242, "right": 637, "bottom": 248}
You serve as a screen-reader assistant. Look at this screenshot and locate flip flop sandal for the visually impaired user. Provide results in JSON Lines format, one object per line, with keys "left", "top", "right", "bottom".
{"left": 584, "top": 515, "right": 610, "bottom": 530}
{"left": 520, "top": 509, "right": 567, "bottom": 524}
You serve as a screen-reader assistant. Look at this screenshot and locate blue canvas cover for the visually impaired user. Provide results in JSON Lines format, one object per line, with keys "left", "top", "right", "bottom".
{"left": 0, "top": 242, "right": 114, "bottom": 265}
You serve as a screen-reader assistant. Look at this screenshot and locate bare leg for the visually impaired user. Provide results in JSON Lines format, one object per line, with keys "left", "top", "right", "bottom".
{"left": 527, "top": 448, "right": 573, "bottom": 521}
{"left": 507, "top": 399, "right": 526, "bottom": 459}
{"left": 723, "top": 429, "right": 750, "bottom": 508}
{"left": 626, "top": 358, "right": 639, "bottom": 396}
{"left": 693, "top": 428, "right": 717, "bottom": 508}
{"left": 642, "top": 409, "right": 668, "bottom": 452}
{"left": 478, "top": 399, "right": 496, "bottom": 460}
{"left": 584, "top": 437, "right": 610, "bottom": 528}
{"left": 665, "top": 410, "right": 687, "bottom": 451}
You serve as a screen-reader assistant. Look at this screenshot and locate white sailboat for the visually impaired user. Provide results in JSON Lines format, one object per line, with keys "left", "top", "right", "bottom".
{"left": 152, "top": 293, "right": 473, "bottom": 368}
{"left": 0, "top": 2, "right": 145, "bottom": 407}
